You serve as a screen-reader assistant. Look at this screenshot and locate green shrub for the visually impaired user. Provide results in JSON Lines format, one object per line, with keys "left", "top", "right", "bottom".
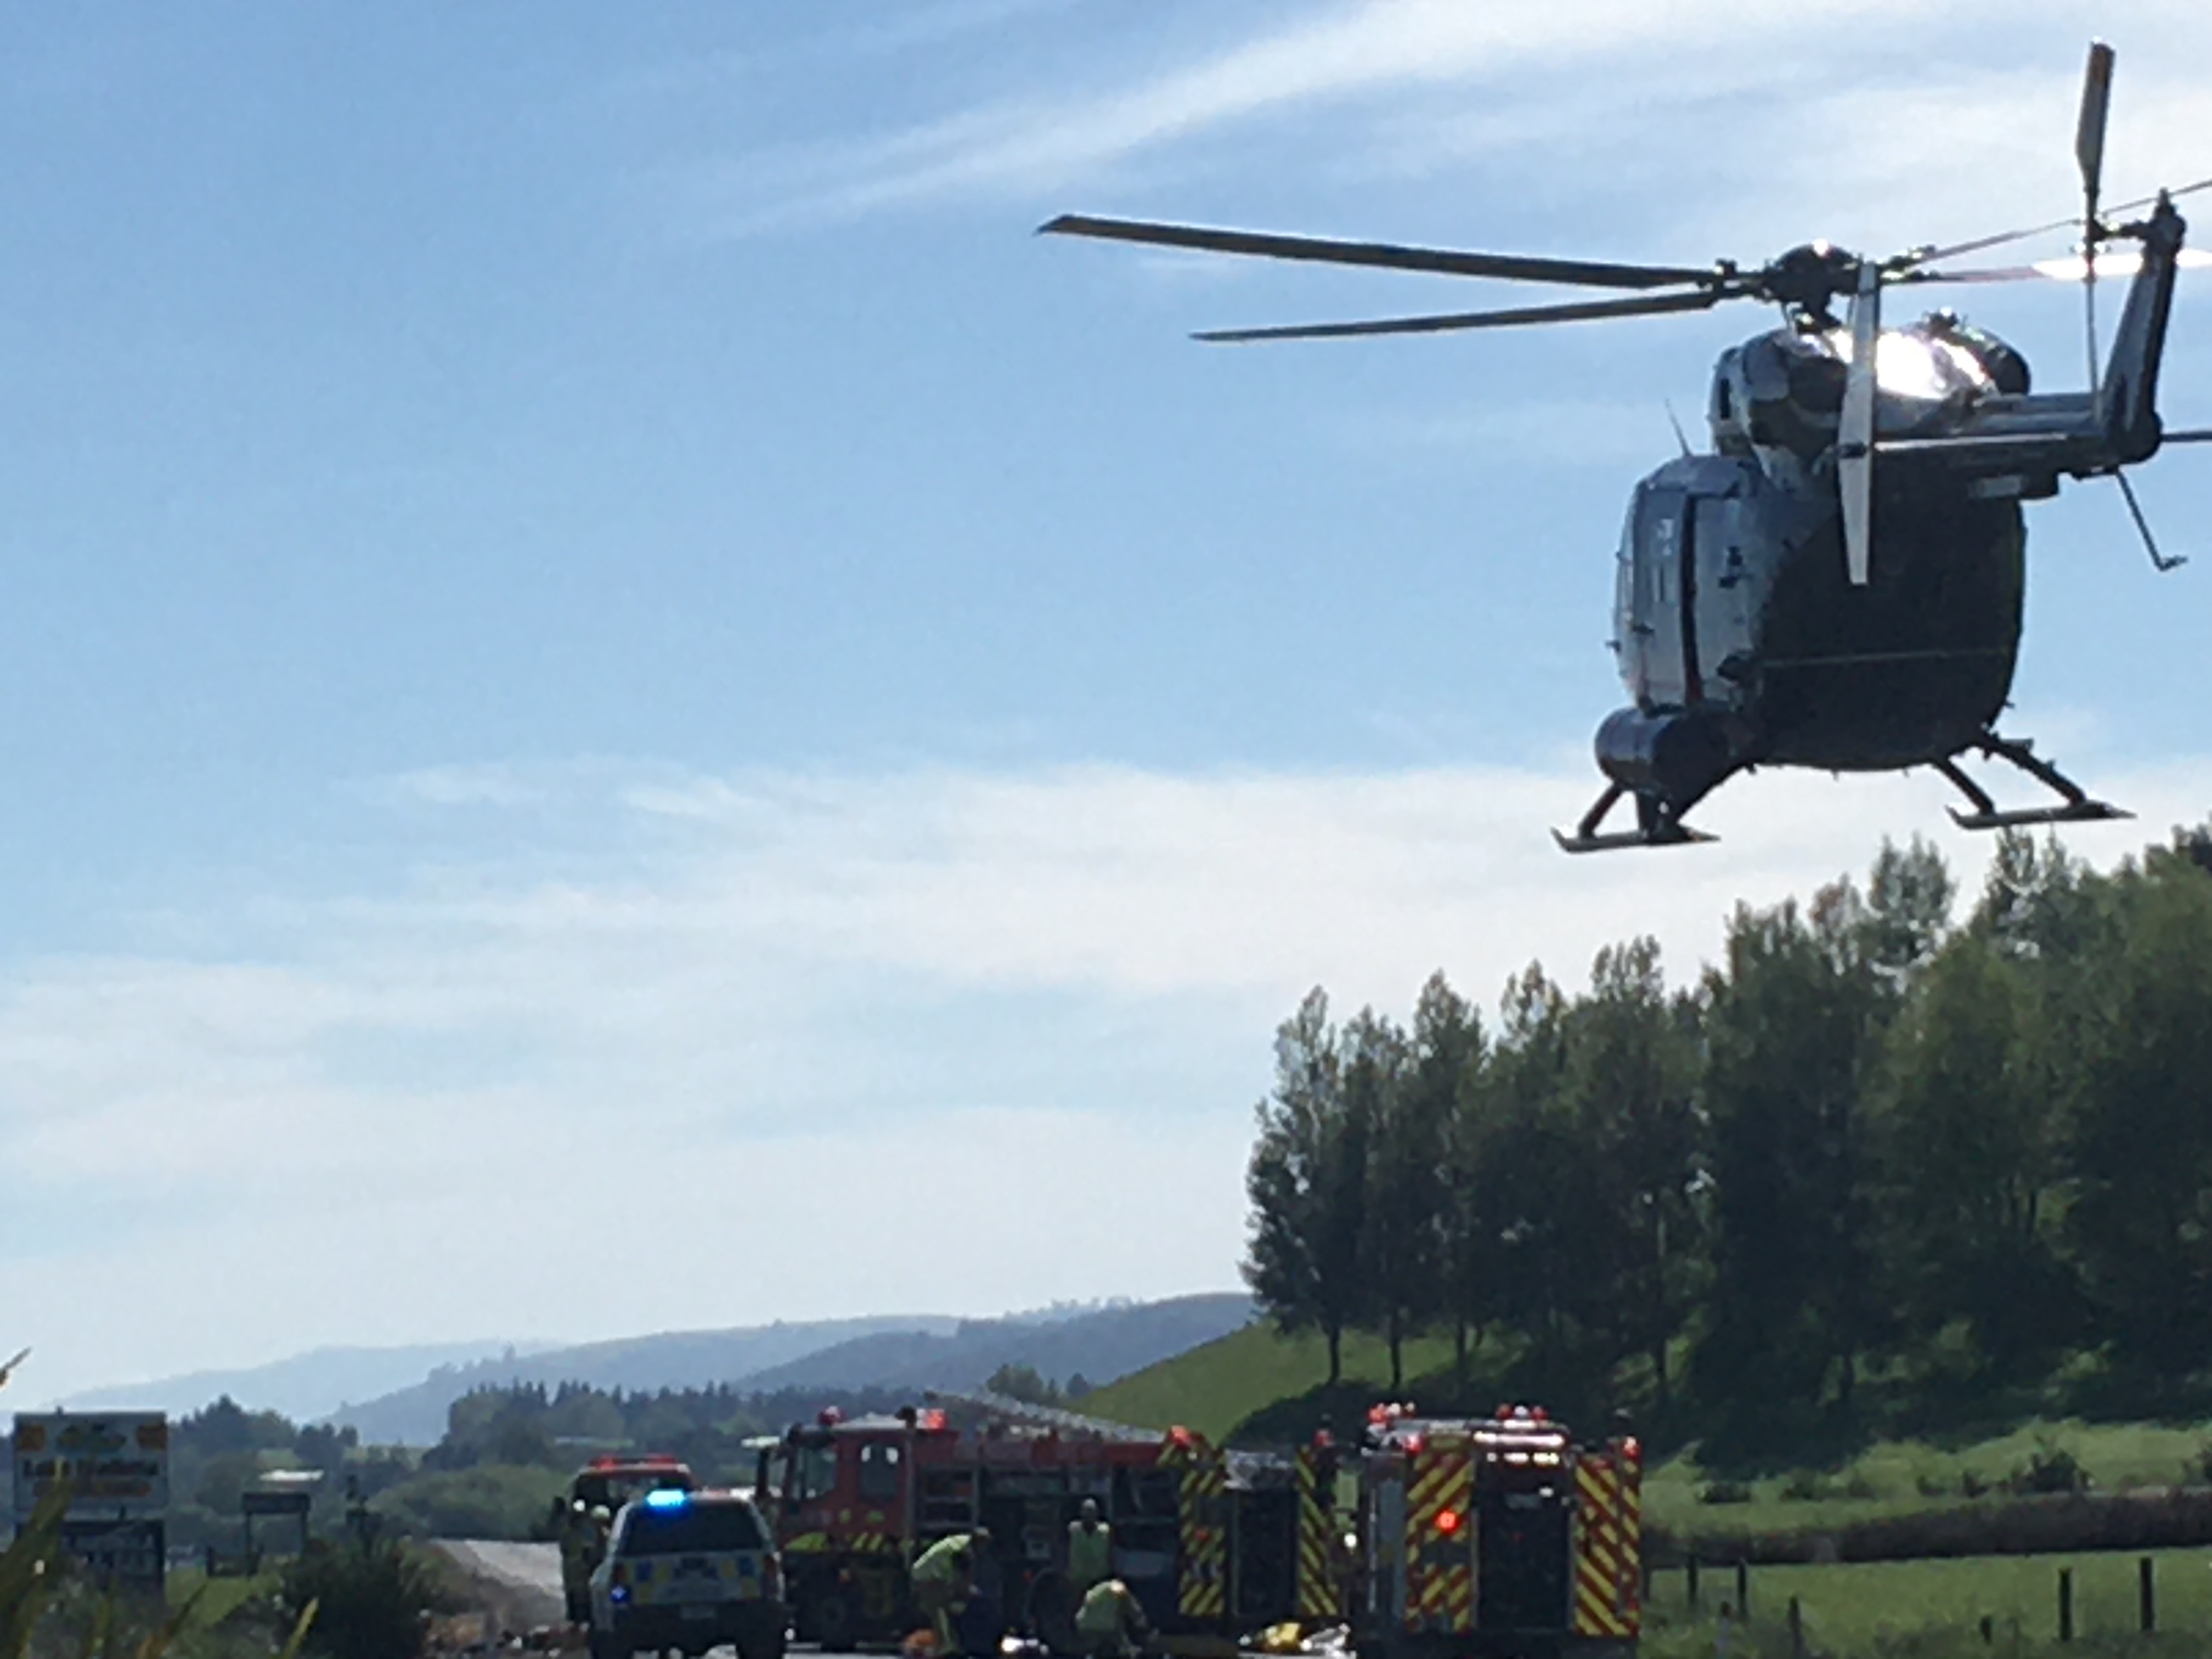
{"left": 1697, "top": 1480, "right": 1753, "bottom": 1505}
{"left": 2007, "top": 1441, "right": 2090, "bottom": 1497}
{"left": 279, "top": 1542, "right": 442, "bottom": 1659}
{"left": 1779, "top": 1471, "right": 1835, "bottom": 1502}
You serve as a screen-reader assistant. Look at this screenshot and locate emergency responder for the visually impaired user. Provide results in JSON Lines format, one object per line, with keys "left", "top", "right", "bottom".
{"left": 1074, "top": 1578, "right": 1150, "bottom": 1659}
{"left": 912, "top": 1528, "right": 991, "bottom": 1656}
{"left": 1066, "top": 1498, "right": 1112, "bottom": 1599}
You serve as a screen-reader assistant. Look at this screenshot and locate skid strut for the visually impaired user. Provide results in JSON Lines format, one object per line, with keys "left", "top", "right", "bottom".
{"left": 1939, "top": 733, "right": 2130, "bottom": 831}
{"left": 1554, "top": 780, "right": 1717, "bottom": 854}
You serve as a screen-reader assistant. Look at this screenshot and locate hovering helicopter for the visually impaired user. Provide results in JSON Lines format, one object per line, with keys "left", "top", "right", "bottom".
{"left": 1043, "top": 43, "right": 2212, "bottom": 850}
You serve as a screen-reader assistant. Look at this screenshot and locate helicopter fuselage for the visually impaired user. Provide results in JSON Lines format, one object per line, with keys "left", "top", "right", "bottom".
{"left": 1599, "top": 317, "right": 2030, "bottom": 810}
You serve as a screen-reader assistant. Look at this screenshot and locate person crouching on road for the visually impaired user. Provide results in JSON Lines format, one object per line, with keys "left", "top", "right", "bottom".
{"left": 912, "top": 1528, "right": 991, "bottom": 1657}
{"left": 1075, "top": 1578, "right": 1150, "bottom": 1659}
{"left": 1067, "top": 1498, "right": 1112, "bottom": 1599}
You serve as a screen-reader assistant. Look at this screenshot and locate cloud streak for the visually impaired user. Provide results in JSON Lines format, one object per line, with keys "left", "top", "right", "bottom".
{"left": 683, "top": 0, "right": 2212, "bottom": 252}
{"left": 7, "top": 749, "right": 2211, "bottom": 1397}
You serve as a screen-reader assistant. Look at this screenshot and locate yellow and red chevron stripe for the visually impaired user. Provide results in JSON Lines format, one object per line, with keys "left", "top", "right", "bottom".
{"left": 1403, "top": 1442, "right": 1474, "bottom": 1633}
{"left": 1572, "top": 1452, "right": 1641, "bottom": 1639}
{"left": 1294, "top": 1448, "right": 1335, "bottom": 1620}
{"left": 1176, "top": 1444, "right": 1229, "bottom": 1620}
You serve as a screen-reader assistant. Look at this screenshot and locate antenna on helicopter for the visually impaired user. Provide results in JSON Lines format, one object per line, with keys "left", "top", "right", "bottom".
{"left": 2076, "top": 41, "right": 2115, "bottom": 386}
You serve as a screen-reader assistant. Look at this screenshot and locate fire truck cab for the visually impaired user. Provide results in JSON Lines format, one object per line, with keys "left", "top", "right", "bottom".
{"left": 1354, "top": 1406, "right": 1640, "bottom": 1659}
{"left": 756, "top": 1402, "right": 1329, "bottom": 1652}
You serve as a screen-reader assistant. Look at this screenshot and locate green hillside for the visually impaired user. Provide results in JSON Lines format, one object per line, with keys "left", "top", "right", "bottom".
{"left": 1081, "top": 1323, "right": 1457, "bottom": 1443}
{"left": 1086, "top": 1329, "right": 2212, "bottom": 1553}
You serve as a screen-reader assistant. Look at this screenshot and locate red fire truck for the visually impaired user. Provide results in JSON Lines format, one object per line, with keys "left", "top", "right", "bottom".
{"left": 1352, "top": 1404, "right": 1642, "bottom": 1659}
{"left": 753, "top": 1399, "right": 1335, "bottom": 1652}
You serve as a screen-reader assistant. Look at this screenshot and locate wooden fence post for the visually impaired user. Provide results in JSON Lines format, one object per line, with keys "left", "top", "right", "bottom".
{"left": 1686, "top": 1556, "right": 1699, "bottom": 1612}
{"left": 1736, "top": 1559, "right": 1749, "bottom": 1620}
{"left": 2139, "top": 1555, "right": 2154, "bottom": 1633}
{"left": 1787, "top": 1595, "right": 1804, "bottom": 1659}
{"left": 2058, "top": 1566, "right": 2073, "bottom": 1642}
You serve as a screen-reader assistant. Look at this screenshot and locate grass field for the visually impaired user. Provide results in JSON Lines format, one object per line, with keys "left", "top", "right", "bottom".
{"left": 1648, "top": 1420, "right": 2212, "bottom": 1542}
{"left": 1640, "top": 1547, "right": 2212, "bottom": 1656}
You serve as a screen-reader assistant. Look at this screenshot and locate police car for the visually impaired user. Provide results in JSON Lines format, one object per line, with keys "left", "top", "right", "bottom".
{"left": 588, "top": 1488, "right": 786, "bottom": 1659}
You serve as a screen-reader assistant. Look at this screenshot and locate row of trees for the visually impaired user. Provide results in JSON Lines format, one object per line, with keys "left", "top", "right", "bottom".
{"left": 1243, "top": 826, "right": 2212, "bottom": 1465}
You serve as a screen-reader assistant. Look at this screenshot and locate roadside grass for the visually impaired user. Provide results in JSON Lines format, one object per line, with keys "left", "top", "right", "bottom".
{"left": 167, "top": 1568, "right": 281, "bottom": 1624}
{"left": 1648, "top": 1420, "right": 2212, "bottom": 1543}
{"left": 1641, "top": 1547, "right": 2212, "bottom": 1656}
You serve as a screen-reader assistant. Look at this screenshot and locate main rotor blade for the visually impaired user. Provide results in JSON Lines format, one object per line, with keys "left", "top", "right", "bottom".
{"left": 1910, "top": 247, "right": 2212, "bottom": 285}
{"left": 1917, "top": 173, "right": 2212, "bottom": 268}
{"left": 1839, "top": 264, "right": 1881, "bottom": 587}
{"left": 1192, "top": 287, "right": 1725, "bottom": 343}
{"left": 1040, "top": 213, "right": 1720, "bottom": 291}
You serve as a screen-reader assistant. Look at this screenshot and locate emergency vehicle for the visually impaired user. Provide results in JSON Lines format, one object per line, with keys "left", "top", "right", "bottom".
{"left": 754, "top": 1398, "right": 1338, "bottom": 1653}
{"left": 1353, "top": 1405, "right": 1641, "bottom": 1659}
{"left": 556, "top": 1455, "right": 701, "bottom": 1626}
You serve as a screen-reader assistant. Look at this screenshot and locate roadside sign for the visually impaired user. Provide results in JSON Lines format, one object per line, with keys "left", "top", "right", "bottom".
{"left": 57, "top": 1519, "right": 166, "bottom": 1595}
{"left": 12, "top": 1413, "right": 170, "bottom": 1521}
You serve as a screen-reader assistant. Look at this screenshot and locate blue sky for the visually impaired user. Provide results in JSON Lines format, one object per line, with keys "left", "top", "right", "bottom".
{"left": 4, "top": 1, "right": 2212, "bottom": 1403}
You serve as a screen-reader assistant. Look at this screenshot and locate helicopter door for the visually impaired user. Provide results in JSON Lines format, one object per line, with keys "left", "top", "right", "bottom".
{"left": 1692, "top": 489, "right": 1756, "bottom": 699}
{"left": 1626, "top": 483, "right": 1691, "bottom": 710}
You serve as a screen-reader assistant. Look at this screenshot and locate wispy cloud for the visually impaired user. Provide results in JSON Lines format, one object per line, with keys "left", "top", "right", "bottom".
{"left": 7, "top": 749, "right": 2209, "bottom": 1397}
{"left": 679, "top": 0, "right": 2212, "bottom": 250}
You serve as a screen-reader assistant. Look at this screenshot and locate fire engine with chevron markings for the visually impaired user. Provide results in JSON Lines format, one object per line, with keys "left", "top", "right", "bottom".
{"left": 755, "top": 1395, "right": 1635, "bottom": 1657}
{"left": 1354, "top": 1404, "right": 1643, "bottom": 1659}
{"left": 753, "top": 1396, "right": 1335, "bottom": 1654}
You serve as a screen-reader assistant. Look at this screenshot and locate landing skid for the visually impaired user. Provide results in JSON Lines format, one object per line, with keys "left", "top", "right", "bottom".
{"left": 1553, "top": 781, "right": 1718, "bottom": 855}
{"left": 1938, "top": 733, "right": 2131, "bottom": 831}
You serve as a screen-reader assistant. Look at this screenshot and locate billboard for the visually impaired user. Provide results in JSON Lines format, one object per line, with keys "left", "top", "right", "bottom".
{"left": 12, "top": 1413, "right": 170, "bottom": 1521}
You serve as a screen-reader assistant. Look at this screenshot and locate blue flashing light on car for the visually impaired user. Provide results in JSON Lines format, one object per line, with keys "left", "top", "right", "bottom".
{"left": 644, "top": 1489, "right": 690, "bottom": 1509}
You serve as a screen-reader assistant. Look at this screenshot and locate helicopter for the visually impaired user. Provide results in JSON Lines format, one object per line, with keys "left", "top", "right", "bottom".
{"left": 1042, "top": 43, "right": 2212, "bottom": 850}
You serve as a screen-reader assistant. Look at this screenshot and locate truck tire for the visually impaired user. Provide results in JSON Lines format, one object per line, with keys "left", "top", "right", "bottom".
{"left": 811, "top": 1589, "right": 858, "bottom": 1651}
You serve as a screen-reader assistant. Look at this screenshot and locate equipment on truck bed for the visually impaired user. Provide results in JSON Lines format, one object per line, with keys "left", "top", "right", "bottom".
{"left": 1353, "top": 1404, "right": 1641, "bottom": 1659}
{"left": 753, "top": 1400, "right": 1334, "bottom": 1654}
{"left": 555, "top": 1455, "right": 700, "bottom": 1627}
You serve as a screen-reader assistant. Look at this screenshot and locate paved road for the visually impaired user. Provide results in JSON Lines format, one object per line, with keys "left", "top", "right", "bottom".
{"left": 432, "top": 1539, "right": 567, "bottom": 1629}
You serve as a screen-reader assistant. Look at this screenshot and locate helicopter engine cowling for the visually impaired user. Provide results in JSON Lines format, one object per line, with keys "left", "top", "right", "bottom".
{"left": 1594, "top": 706, "right": 1739, "bottom": 809}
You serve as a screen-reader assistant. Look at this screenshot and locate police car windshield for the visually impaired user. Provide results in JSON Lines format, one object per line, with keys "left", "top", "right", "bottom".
{"left": 622, "top": 1501, "right": 768, "bottom": 1556}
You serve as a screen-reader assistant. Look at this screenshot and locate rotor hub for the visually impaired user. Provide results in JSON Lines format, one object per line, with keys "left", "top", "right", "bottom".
{"left": 1760, "top": 241, "right": 1863, "bottom": 324}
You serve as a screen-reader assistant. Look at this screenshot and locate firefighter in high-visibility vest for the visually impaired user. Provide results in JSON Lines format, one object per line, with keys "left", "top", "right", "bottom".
{"left": 1066, "top": 1498, "right": 1112, "bottom": 1598}
{"left": 1074, "top": 1578, "right": 1149, "bottom": 1659}
{"left": 912, "top": 1528, "right": 991, "bottom": 1656}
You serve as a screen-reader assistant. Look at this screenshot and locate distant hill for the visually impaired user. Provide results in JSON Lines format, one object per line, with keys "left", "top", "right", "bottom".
{"left": 742, "top": 1294, "right": 1255, "bottom": 1395}
{"left": 56, "top": 1341, "right": 556, "bottom": 1424}
{"left": 329, "top": 1316, "right": 963, "bottom": 1444}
